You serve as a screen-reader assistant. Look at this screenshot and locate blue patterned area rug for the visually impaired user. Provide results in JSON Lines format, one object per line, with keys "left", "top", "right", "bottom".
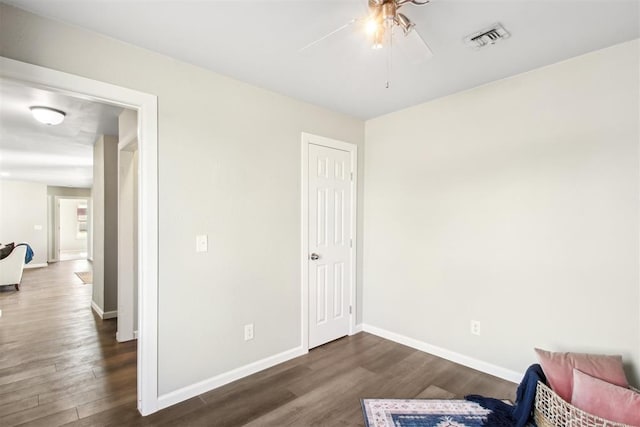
{"left": 361, "top": 399, "right": 493, "bottom": 427}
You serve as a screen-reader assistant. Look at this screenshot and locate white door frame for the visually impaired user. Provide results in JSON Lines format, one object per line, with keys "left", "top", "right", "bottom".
{"left": 301, "top": 132, "right": 358, "bottom": 350}
{"left": 54, "top": 195, "right": 89, "bottom": 261}
{"left": 0, "top": 57, "right": 160, "bottom": 415}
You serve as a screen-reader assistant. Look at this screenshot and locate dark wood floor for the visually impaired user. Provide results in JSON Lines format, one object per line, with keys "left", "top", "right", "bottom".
{"left": 0, "top": 260, "right": 136, "bottom": 427}
{"left": 0, "top": 261, "right": 516, "bottom": 426}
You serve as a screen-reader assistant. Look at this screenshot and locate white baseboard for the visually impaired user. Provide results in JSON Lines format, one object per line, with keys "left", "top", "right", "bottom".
{"left": 116, "top": 330, "right": 136, "bottom": 342}
{"left": 24, "top": 262, "right": 47, "bottom": 269}
{"left": 103, "top": 310, "right": 117, "bottom": 320}
{"left": 90, "top": 301, "right": 117, "bottom": 320}
{"left": 352, "top": 323, "right": 363, "bottom": 334}
{"left": 362, "top": 324, "right": 522, "bottom": 384}
{"left": 157, "top": 346, "right": 307, "bottom": 411}
{"left": 91, "top": 300, "right": 104, "bottom": 318}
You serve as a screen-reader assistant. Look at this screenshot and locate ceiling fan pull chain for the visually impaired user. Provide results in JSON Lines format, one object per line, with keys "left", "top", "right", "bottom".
{"left": 386, "top": 24, "right": 393, "bottom": 88}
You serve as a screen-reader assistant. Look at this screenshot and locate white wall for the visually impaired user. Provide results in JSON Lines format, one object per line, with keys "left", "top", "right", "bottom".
{"left": 0, "top": 180, "right": 48, "bottom": 266}
{"left": 364, "top": 40, "right": 640, "bottom": 385}
{"left": 0, "top": 4, "right": 365, "bottom": 396}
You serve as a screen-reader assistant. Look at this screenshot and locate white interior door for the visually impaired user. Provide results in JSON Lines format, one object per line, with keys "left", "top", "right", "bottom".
{"left": 308, "top": 143, "right": 352, "bottom": 348}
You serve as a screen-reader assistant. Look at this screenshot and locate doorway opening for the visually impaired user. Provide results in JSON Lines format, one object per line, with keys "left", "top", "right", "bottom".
{"left": 1, "top": 57, "right": 159, "bottom": 415}
{"left": 56, "top": 197, "right": 89, "bottom": 261}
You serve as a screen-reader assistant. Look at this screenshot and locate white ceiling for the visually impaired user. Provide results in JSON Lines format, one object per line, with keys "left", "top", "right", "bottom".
{"left": 6, "top": 0, "right": 639, "bottom": 119}
{"left": 0, "top": 80, "right": 122, "bottom": 188}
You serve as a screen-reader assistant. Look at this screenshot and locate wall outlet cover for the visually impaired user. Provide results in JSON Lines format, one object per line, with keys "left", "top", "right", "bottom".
{"left": 244, "top": 323, "right": 254, "bottom": 341}
{"left": 195, "top": 234, "right": 208, "bottom": 252}
{"left": 470, "top": 320, "right": 481, "bottom": 336}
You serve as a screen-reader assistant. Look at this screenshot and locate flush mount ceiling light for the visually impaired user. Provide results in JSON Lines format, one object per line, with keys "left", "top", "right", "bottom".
{"left": 30, "top": 106, "right": 66, "bottom": 125}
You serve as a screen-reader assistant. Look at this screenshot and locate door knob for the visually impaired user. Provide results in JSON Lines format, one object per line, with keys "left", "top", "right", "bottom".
{"left": 310, "top": 253, "right": 320, "bottom": 261}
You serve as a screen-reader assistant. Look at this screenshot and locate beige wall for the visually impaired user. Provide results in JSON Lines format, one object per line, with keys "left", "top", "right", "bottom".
{"left": 0, "top": 180, "right": 48, "bottom": 266}
{"left": 119, "top": 108, "right": 139, "bottom": 340}
{"left": 92, "top": 135, "right": 119, "bottom": 313}
{"left": 0, "top": 4, "right": 365, "bottom": 395}
{"left": 47, "top": 186, "right": 91, "bottom": 197}
{"left": 92, "top": 136, "right": 105, "bottom": 310}
{"left": 104, "top": 135, "right": 118, "bottom": 313}
{"left": 364, "top": 40, "right": 640, "bottom": 385}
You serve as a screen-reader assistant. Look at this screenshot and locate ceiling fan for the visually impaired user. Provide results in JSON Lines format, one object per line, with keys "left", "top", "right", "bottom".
{"left": 300, "top": 0, "right": 434, "bottom": 85}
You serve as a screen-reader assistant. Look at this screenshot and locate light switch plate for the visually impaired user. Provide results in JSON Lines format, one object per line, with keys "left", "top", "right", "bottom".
{"left": 196, "top": 235, "right": 208, "bottom": 252}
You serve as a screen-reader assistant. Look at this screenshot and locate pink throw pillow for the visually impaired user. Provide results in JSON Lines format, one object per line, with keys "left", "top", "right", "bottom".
{"left": 571, "top": 369, "right": 640, "bottom": 426}
{"left": 534, "top": 348, "right": 628, "bottom": 402}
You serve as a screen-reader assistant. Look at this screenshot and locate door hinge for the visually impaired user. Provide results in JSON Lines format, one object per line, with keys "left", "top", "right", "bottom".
{"left": 350, "top": 172, "right": 353, "bottom": 181}
{"left": 349, "top": 305, "right": 353, "bottom": 314}
{"left": 350, "top": 238, "right": 352, "bottom": 248}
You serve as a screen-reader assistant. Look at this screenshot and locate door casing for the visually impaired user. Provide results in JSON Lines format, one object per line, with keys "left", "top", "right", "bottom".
{"left": 0, "top": 56, "right": 160, "bottom": 416}
{"left": 301, "top": 132, "right": 358, "bottom": 351}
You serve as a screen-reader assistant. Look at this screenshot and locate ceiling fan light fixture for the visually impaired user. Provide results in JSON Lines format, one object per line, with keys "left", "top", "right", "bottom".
{"left": 303, "top": 0, "right": 433, "bottom": 79}
{"left": 30, "top": 106, "right": 66, "bottom": 125}
{"left": 365, "top": 17, "right": 380, "bottom": 35}
{"left": 381, "top": 1, "right": 397, "bottom": 22}
{"left": 396, "top": 13, "right": 415, "bottom": 35}
{"left": 372, "top": 30, "right": 385, "bottom": 49}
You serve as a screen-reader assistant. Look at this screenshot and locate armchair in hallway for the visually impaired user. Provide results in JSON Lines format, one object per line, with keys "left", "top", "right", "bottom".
{"left": 0, "top": 245, "right": 28, "bottom": 291}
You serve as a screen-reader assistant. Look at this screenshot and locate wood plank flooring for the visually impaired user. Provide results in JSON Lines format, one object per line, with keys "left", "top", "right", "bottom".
{"left": 0, "top": 260, "right": 517, "bottom": 426}
{"left": 0, "top": 260, "right": 136, "bottom": 427}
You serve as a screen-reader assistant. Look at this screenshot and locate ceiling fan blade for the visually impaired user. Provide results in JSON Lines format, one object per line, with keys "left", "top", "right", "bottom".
{"left": 299, "top": 18, "right": 361, "bottom": 52}
{"left": 395, "top": 27, "right": 433, "bottom": 64}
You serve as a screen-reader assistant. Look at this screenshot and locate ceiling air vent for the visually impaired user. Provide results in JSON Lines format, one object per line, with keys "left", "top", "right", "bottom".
{"left": 464, "top": 23, "right": 510, "bottom": 48}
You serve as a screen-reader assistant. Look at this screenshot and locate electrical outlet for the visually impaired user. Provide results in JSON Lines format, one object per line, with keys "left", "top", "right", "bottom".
{"left": 244, "top": 323, "right": 254, "bottom": 341}
{"left": 470, "top": 320, "right": 481, "bottom": 336}
{"left": 196, "top": 235, "right": 208, "bottom": 252}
